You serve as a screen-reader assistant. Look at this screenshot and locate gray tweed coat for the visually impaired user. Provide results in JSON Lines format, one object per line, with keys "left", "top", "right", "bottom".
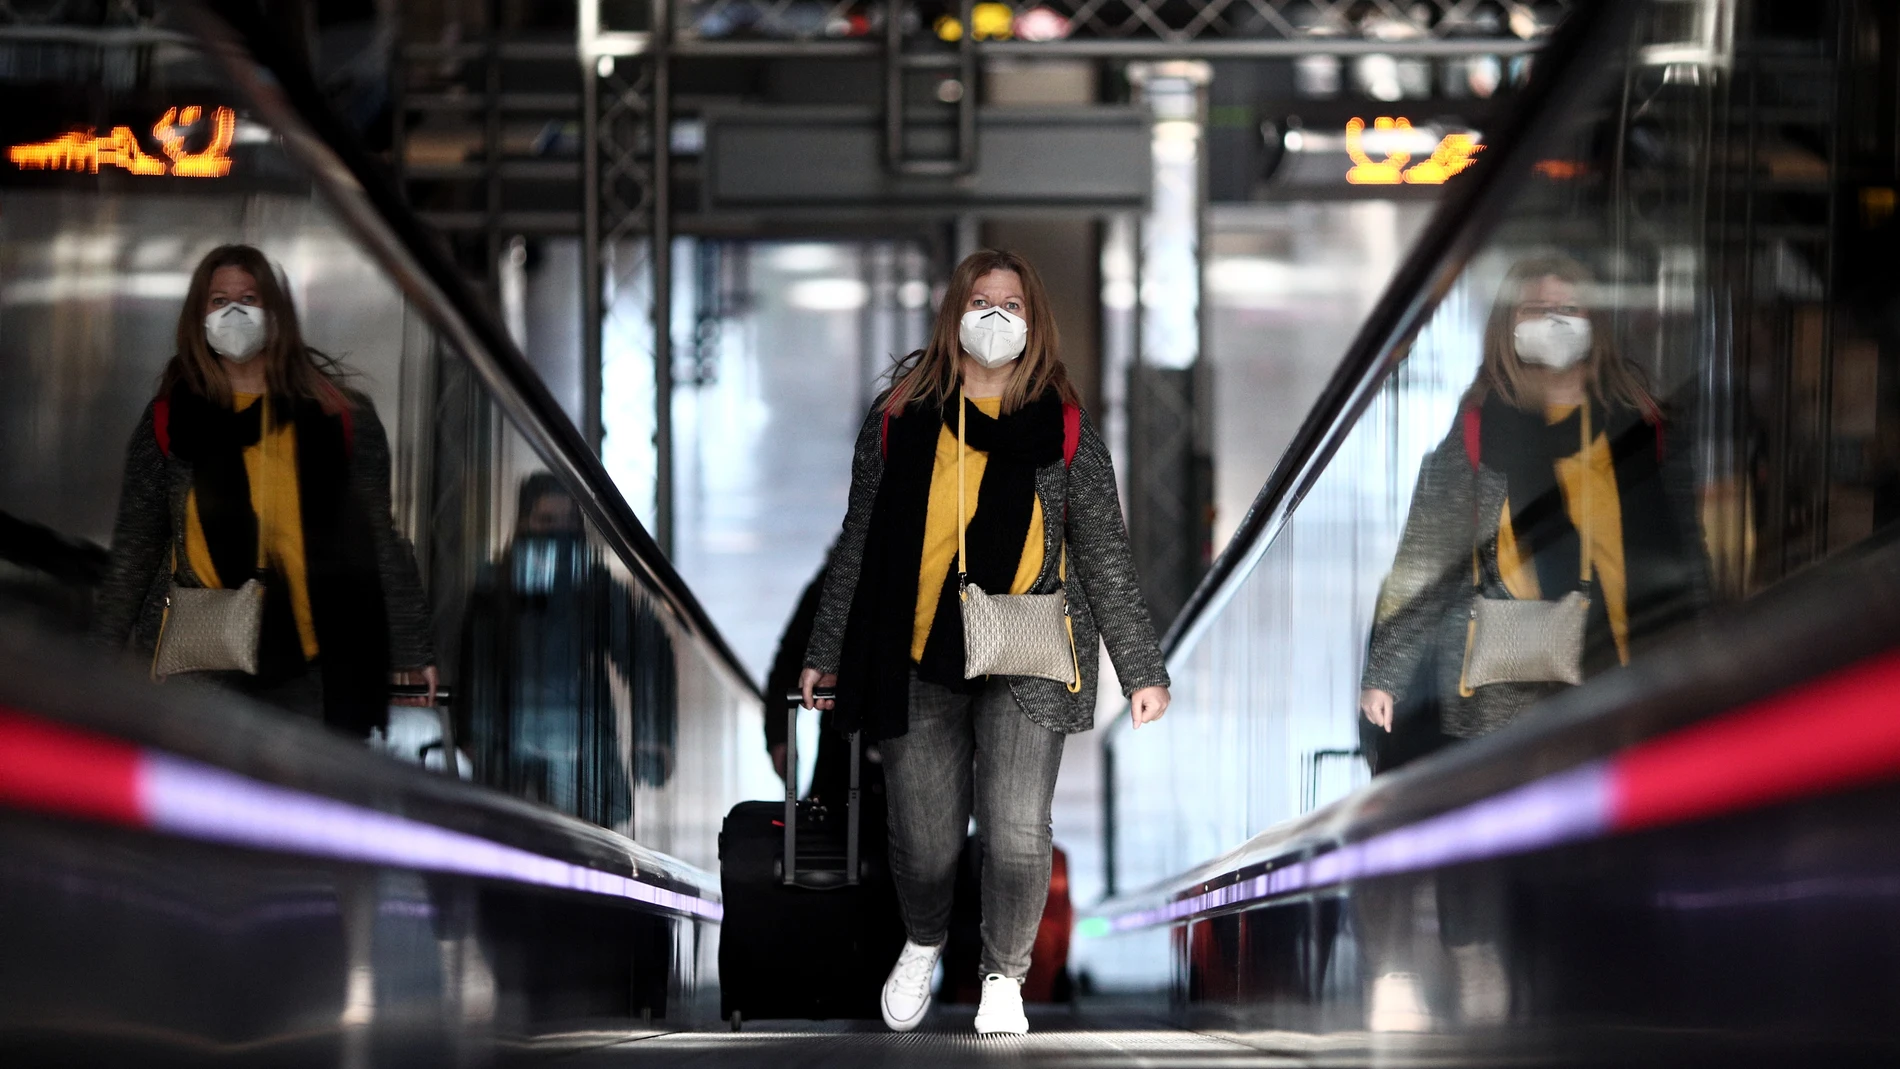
{"left": 1361, "top": 416, "right": 1708, "bottom": 739}
{"left": 88, "top": 393, "right": 436, "bottom": 672}
{"left": 805, "top": 401, "right": 1169, "bottom": 736}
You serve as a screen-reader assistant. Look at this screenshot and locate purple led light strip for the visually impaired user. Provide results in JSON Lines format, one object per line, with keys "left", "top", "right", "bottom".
{"left": 1107, "top": 762, "right": 1609, "bottom": 932}
{"left": 141, "top": 754, "right": 723, "bottom": 921}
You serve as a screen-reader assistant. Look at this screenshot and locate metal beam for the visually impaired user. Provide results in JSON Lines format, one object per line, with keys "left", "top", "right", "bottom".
{"left": 669, "top": 35, "right": 1544, "bottom": 61}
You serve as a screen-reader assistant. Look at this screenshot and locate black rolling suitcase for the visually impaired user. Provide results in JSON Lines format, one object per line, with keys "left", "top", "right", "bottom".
{"left": 717, "top": 690, "right": 905, "bottom": 1025}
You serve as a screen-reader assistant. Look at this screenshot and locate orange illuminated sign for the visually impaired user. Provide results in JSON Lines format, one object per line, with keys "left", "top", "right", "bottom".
{"left": 1345, "top": 116, "right": 1483, "bottom": 186}
{"left": 9, "top": 105, "right": 235, "bottom": 178}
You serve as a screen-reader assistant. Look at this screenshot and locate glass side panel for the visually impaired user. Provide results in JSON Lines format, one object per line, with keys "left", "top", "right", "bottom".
{"left": 1102, "top": 0, "right": 1899, "bottom": 906}
{"left": 0, "top": 20, "right": 761, "bottom": 864}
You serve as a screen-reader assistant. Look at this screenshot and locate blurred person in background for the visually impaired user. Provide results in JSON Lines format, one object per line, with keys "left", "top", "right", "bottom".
{"left": 90, "top": 243, "right": 436, "bottom": 737}
{"left": 765, "top": 549, "right": 869, "bottom": 808}
{"left": 459, "top": 473, "right": 656, "bottom": 828}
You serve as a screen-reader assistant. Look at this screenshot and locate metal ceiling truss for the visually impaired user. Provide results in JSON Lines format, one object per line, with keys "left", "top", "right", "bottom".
{"left": 677, "top": 0, "right": 1570, "bottom": 55}
{"left": 567, "top": 0, "right": 1573, "bottom": 557}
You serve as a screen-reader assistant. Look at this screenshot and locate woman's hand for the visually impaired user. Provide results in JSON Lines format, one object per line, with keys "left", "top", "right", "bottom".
{"left": 1130, "top": 686, "right": 1170, "bottom": 728}
{"left": 1360, "top": 688, "right": 1395, "bottom": 732}
{"left": 391, "top": 665, "right": 439, "bottom": 707}
{"left": 798, "top": 667, "right": 838, "bottom": 711}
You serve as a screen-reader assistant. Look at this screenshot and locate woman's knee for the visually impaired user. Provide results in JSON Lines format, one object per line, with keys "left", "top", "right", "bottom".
{"left": 977, "top": 816, "right": 1052, "bottom": 864}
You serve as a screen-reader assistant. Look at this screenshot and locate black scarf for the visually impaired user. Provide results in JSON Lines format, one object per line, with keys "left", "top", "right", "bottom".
{"left": 1478, "top": 393, "right": 1698, "bottom": 668}
{"left": 835, "top": 391, "right": 1064, "bottom": 740}
{"left": 167, "top": 386, "right": 391, "bottom": 736}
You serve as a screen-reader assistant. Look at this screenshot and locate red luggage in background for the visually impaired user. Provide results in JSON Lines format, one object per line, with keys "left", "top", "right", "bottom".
{"left": 940, "top": 841, "right": 1075, "bottom": 1003}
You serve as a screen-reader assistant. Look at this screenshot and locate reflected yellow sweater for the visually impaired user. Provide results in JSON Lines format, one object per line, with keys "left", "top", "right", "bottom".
{"left": 912, "top": 395, "right": 1046, "bottom": 661}
{"left": 1495, "top": 403, "right": 1629, "bottom": 665}
{"left": 183, "top": 393, "right": 319, "bottom": 659}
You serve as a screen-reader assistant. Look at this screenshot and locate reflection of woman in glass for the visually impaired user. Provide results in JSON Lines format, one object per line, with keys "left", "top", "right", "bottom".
{"left": 1355, "top": 255, "right": 1710, "bottom": 1029}
{"left": 1361, "top": 255, "right": 1708, "bottom": 741}
{"left": 91, "top": 244, "right": 436, "bottom": 735}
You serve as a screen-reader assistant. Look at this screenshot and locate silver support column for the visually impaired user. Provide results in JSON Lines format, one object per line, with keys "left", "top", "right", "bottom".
{"left": 581, "top": 54, "right": 604, "bottom": 451}
{"left": 651, "top": 0, "right": 675, "bottom": 557}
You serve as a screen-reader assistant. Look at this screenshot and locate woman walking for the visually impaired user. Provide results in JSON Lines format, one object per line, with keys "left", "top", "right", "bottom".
{"left": 91, "top": 244, "right": 436, "bottom": 737}
{"left": 800, "top": 249, "right": 1171, "bottom": 1035}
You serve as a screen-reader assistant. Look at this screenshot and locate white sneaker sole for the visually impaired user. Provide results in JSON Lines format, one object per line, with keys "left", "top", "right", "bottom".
{"left": 973, "top": 1014, "right": 1029, "bottom": 1036}
{"left": 881, "top": 987, "right": 932, "bottom": 1032}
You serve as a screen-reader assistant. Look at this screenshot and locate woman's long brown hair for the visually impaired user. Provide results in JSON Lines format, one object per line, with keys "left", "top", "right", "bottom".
{"left": 160, "top": 244, "right": 345, "bottom": 416}
{"left": 883, "top": 249, "right": 1081, "bottom": 415}
{"left": 1463, "top": 254, "right": 1657, "bottom": 419}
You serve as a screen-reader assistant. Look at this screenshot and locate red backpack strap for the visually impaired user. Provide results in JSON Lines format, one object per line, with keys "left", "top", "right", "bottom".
{"left": 337, "top": 397, "right": 355, "bottom": 457}
{"left": 881, "top": 409, "right": 891, "bottom": 458}
{"left": 152, "top": 398, "right": 172, "bottom": 457}
{"left": 1062, "top": 403, "right": 1081, "bottom": 467}
{"left": 1462, "top": 406, "right": 1482, "bottom": 471}
{"left": 317, "top": 381, "right": 356, "bottom": 457}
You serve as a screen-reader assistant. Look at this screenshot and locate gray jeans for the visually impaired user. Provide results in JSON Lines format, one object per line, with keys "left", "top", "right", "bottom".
{"left": 880, "top": 672, "right": 1065, "bottom": 979}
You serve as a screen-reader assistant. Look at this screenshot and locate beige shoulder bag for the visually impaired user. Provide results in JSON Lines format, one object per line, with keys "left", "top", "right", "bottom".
{"left": 1459, "top": 404, "right": 1593, "bottom": 693}
{"left": 955, "top": 390, "right": 1083, "bottom": 691}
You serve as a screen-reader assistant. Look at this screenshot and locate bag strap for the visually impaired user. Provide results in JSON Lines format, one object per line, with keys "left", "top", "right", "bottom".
{"left": 957, "top": 390, "right": 968, "bottom": 591}
{"left": 957, "top": 390, "right": 1084, "bottom": 693}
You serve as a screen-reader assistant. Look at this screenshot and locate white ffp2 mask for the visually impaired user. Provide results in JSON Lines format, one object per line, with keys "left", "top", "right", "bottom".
{"left": 205, "top": 303, "right": 268, "bottom": 363}
{"left": 1513, "top": 314, "right": 1592, "bottom": 370}
{"left": 959, "top": 307, "right": 1028, "bottom": 369}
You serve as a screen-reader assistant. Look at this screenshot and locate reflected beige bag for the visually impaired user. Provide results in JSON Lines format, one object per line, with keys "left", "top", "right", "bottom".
{"left": 152, "top": 575, "right": 268, "bottom": 678}
{"left": 151, "top": 399, "right": 273, "bottom": 679}
{"left": 1459, "top": 404, "right": 1595, "bottom": 695}
{"left": 955, "top": 391, "right": 1083, "bottom": 692}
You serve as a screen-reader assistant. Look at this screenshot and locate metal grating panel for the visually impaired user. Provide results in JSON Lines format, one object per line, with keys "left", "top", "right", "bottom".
{"left": 682, "top": 0, "right": 1574, "bottom": 46}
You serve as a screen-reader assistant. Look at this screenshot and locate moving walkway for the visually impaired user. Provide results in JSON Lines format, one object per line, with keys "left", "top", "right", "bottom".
{"left": 1, "top": 1, "right": 1897, "bottom": 1066}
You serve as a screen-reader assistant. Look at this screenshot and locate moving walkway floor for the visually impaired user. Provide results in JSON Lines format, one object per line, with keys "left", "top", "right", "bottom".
{"left": 564, "top": 1007, "right": 1289, "bottom": 1069}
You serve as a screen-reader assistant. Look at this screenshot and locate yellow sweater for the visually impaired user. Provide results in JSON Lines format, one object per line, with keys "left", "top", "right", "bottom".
{"left": 184, "top": 394, "right": 319, "bottom": 660}
{"left": 1496, "top": 403, "right": 1629, "bottom": 665}
{"left": 912, "top": 395, "right": 1046, "bottom": 661}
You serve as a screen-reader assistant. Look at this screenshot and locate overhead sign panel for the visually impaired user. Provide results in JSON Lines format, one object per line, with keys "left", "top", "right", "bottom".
{"left": 0, "top": 89, "right": 299, "bottom": 191}
{"left": 705, "top": 107, "right": 1150, "bottom": 209}
{"left": 10, "top": 105, "right": 236, "bottom": 178}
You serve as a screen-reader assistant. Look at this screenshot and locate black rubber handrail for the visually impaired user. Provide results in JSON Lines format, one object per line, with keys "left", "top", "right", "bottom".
{"left": 183, "top": 1, "right": 759, "bottom": 700}
{"left": 1158, "top": 0, "right": 1640, "bottom": 657}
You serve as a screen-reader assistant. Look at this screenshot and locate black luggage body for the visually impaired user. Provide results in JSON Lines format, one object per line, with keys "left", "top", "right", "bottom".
{"left": 717, "top": 692, "right": 905, "bottom": 1022}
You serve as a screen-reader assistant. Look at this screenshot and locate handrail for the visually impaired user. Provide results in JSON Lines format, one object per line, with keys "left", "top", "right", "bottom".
{"left": 1089, "top": 521, "right": 1900, "bottom": 931}
{"left": 182, "top": 1, "right": 760, "bottom": 701}
{"left": 1156, "top": 0, "right": 1639, "bottom": 661}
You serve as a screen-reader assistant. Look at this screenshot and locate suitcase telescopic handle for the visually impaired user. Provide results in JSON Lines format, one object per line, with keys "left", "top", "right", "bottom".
{"left": 780, "top": 689, "right": 859, "bottom": 888}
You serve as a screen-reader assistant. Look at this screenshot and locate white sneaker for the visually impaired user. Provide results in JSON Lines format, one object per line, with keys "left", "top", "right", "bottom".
{"left": 974, "top": 973, "right": 1029, "bottom": 1035}
{"left": 1453, "top": 943, "right": 1509, "bottom": 1025}
{"left": 1367, "top": 971, "right": 1432, "bottom": 1033}
{"left": 880, "top": 940, "right": 941, "bottom": 1032}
